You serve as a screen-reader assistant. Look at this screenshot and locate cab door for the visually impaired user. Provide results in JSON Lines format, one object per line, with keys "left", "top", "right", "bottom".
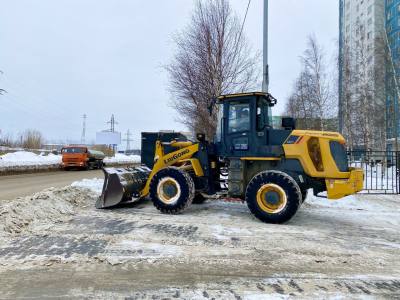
{"left": 224, "top": 99, "right": 253, "bottom": 156}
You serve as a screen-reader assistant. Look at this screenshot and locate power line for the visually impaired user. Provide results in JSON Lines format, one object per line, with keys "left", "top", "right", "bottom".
{"left": 238, "top": 0, "right": 252, "bottom": 44}
{"left": 1, "top": 76, "right": 81, "bottom": 122}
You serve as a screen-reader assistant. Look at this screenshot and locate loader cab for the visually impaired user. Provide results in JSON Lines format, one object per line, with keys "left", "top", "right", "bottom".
{"left": 215, "top": 92, "right": 293, "bottom": 158}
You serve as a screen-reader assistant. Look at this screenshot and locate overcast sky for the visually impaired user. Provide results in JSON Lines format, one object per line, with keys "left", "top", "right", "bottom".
{"left": 0, "top": 0, "right": 339, "bottom": 148}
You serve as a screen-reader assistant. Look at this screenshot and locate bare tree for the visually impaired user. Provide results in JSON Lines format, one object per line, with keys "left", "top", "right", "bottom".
{"left": 384, "top": 31, "right": 400, "bottom": 151}
{"left": 20, "top": 130, "right": 44, "bottom": 149}
{"left": 340, "top": 43, "right": 357, "bottom": 148}
{"left": 0, "top": 132, "right": 14, "bottom": 147}
{"left": 286, "top": 35, "right": 336, "bottom": 131}
{"left": 165, "top": 0, "right": 259, "bottom": 139}
{"left": 340, "top": 23, "right": 386, "bottom": 150}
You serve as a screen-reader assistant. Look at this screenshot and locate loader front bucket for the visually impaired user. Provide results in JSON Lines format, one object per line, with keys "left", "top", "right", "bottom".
{"left": 96, "top": 166, "right": 151, "bottom": 209}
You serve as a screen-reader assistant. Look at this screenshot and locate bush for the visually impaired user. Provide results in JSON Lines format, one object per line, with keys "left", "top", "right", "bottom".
{"left": 0, "top": 133, "right": 15, "bottom": 147}
{"left": 20, "top": 130, "right": 44, "bottom": 149}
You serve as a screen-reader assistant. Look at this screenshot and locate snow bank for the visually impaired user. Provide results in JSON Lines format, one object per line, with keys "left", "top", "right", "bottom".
{"left": 305, "top": 190, "right": 400, "bottom": 212}
{"left": 0, "top": 187, "right": 96, "bottom": 236}
{"left": 104, "top": 154, "right": 140, "bottom": 164}
{"left": 0, "top": 151, "right": 139, "bottom": 172}
{"left": 71, "top": 178, "right": 104, "bottom": 194}
{"left": 0, "top": 151, "right": 61, "bottom": 167}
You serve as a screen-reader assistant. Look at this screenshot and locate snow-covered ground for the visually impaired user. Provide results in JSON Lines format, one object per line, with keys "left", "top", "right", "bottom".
{"left": 0, "top": 178, "right": 399, "bottom": 298}
{"left": 71, "top": 178, "right": 104, "bottom": 194}
{"left": 0, "top": 151, "right": 61, "bottom": 167}
{"left": 103, "top": 153, "right": 140, "bottom": 165}
{"left": 0, "top": 151, "right": 140, "bottom": 169}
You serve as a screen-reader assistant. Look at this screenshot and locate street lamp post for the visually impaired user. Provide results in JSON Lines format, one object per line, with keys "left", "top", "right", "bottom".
{"left": 262, "top": 0, "right": 269, "bottom": 93}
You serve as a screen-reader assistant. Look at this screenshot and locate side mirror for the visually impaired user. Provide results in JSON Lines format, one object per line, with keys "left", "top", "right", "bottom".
{"left": 282, "top": 117, "right": 296, "bottom": 130}
{"left": 196, "top": 133, "right": 206, "bottom": 142}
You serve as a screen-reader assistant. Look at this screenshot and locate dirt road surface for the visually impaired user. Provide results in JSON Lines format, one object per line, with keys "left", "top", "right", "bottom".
{"left": 0, "top": 184, "right": 399, "bottom": 299}
{"left": 0, "top": 170, "right": 103, "bottom": 201}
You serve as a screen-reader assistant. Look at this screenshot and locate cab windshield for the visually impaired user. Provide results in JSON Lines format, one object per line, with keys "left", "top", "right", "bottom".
{"left": 62, "top": 147, "right": 86, "bottom": 154}
{"left": 228, "top": 102, "right": 250, "bottom": 133}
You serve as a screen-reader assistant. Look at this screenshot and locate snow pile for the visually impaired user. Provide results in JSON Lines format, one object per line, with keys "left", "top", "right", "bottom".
{"left": 0, "top": 186, "right": 96, "bottom": 236}
{"left": 305, "top": 191, "right": 400, "bottom": 212}
{"left": 104, "top": 154, "right": 140, "bottom": 165}
{"left": 71, "top": 178, "right": 104, "bottom": 194}
{"left": 0, "top": 151, "right": 139, "bottom": 169}
{"left": 0, "top": 151, "right": 61, "bottom": 167}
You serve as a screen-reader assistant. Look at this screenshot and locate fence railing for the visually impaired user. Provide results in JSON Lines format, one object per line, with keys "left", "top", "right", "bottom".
{"left": 347, "top": 150, "right": 400, "bottom": 194}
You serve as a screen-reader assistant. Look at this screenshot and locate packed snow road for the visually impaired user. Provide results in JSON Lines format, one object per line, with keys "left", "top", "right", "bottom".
{"left": 0, "top": 180, "right": 399, "bottom": 298}
{"left": 0, "top": 170, "right": 103, "bottom": 201}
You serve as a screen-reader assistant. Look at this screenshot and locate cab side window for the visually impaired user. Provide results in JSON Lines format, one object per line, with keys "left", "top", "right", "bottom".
{"left": 228, "top": 102, "right": 250, "bottom": 133}
{"left": 256, "top": 97, "right": 270, "bottom": 131}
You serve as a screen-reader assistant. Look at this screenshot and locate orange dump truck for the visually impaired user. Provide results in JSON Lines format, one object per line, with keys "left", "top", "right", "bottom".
{"left": 61, "top": 146, "right": 105, "bottom": 170}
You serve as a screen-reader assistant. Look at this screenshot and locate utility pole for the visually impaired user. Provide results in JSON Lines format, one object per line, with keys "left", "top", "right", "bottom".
{"left": 106, "top": 114, "right": 119, "bottom": 153}
{"left": 81, "top": 114, "right": 87, "bottom": 145}
{"left": 107, "top": 114, "right": 118, "bottom": 132}
{"left": 262, "top": 0, "right": 269, "bottom": 93}
{"left": 123, "top": 129, "right": 133, "bottom": 154}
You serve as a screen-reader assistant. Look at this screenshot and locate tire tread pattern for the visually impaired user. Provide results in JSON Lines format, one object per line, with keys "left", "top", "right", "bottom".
{"left": 245, "top": 170, "right": 301, "bottom": 224}
{"left": 150, "top": 167, "right": 195, "bottom": 214}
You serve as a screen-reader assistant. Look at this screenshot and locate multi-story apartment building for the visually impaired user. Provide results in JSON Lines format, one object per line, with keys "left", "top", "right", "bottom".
{"left": 339, "top": 0, "right": 386, "bottom": 150}
{"left": 386, "top": 0, "right": 400, "bottom": 151}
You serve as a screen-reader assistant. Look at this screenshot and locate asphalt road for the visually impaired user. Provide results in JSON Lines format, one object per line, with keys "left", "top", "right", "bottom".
{"left": 0, "top": 170, "right": 104, "bottom": 201}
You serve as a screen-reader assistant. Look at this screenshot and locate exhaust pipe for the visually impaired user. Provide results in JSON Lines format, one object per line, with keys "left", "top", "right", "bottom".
{"left": 96, "top": 166, "right": 151, "bottom": 209}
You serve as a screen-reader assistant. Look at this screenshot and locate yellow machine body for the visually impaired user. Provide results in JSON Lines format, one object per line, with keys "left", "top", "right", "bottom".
{"left": 283, "top": 130, "right": 364, "bottom": 199}
{"left": 139, "top": 140, "right": 203, "bottom": 197}
{"left": 97, "top": 93, "right": 364, "bottom": 224}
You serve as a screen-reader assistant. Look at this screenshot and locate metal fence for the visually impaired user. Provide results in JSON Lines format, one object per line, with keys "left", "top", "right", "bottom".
{"left": 348, "top": 151, "right": 400, "bottom": 194}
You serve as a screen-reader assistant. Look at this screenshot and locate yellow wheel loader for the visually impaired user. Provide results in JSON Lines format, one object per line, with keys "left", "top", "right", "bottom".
{"left": 96, "top": 92, "right": 364, "bottom": 224}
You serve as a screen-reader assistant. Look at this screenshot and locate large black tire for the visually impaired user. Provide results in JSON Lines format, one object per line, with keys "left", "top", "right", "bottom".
{"left": 192, "top": 193, "right": 207, "bottom": 204}
{"left": 245, "top": 170, "right": 301, "bottom": 224}
{"left": 150, "top": 167, "right": 195, "bottom": 214}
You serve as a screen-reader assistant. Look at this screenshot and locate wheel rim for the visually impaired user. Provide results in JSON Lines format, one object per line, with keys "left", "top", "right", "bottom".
{"left": 256, "top": 183, "right": 287, "bottom": 214}
{"left": 157, "top": 177, "right": 181, "bottom": 205}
